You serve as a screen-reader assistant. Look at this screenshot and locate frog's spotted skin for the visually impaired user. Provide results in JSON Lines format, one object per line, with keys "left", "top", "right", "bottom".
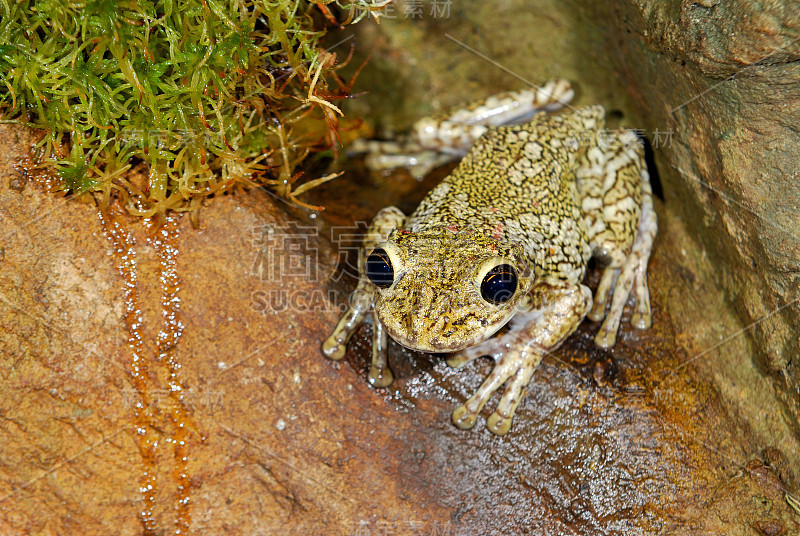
{"left": 323, "top": 86, "right": 656, "bottom": 435}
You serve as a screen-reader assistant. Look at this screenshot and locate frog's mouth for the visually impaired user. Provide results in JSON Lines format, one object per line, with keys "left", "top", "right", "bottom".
{"left": 378, "top": 313, "right": 510, "bottom": 353}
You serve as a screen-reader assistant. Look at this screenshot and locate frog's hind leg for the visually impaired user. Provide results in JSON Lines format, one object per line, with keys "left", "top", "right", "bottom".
{"left": 412, "top": 78, "right": 576, "bottom": 155}
{"left": 578, "top": 130, "right": 657, "bottom": 349}
{"left": 322, "top": 206, "right": 406, "bottom": 386}
{"left": 355, "top": 79, "right": 575, "bottom": 179}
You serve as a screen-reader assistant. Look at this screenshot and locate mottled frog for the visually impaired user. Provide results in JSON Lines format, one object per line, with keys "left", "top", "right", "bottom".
{"left": 322, "top": 81, "right": 657, "bottom": 435}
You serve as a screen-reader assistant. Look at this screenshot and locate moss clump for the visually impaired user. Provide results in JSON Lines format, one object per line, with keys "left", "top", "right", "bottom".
{"left": 0, "top": 0, "right": 386, "bottom": 217}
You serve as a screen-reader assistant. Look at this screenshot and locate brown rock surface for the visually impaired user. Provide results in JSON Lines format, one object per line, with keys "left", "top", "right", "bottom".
{"left": 597, "top": 0, "right": 800, "bottom": 441}
{"left": 1, "top": 116, "right": 798, "bottom": 534}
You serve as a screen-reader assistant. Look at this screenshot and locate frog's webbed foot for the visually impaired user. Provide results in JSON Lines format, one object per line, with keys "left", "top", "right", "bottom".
{"left": 451, "top": 284, "right": 592, "bottom": 435}
{"left": 322, "top": 288, "right": 396, "bottom": 388}
{"left": 349, "top": 139, "right": 455, "bottom": 181}
{"left": 321, "top": 206, "right": 406, "bottom": 388}
{"left": 321, "top": 294, "right": 394, "bottom": 388}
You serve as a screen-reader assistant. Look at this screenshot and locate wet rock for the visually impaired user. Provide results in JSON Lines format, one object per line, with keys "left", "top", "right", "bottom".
{"left": 2, "top": 0, "right": 800, "bottom": 532}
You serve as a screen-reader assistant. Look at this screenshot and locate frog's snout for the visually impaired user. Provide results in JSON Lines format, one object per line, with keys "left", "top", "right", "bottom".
{"left": 378, "top": 308, "right": 504, "bottom": 354}
{"left": 383, "top": 321, "right": 473, "bottom": 353}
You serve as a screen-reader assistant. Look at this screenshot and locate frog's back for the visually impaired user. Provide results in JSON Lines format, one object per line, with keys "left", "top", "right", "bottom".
{"left": 406, "top": 106, "right": 602, "bottom": 280}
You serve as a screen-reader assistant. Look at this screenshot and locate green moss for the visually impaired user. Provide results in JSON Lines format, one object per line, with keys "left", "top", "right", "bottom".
{"left": 0, "top": 0, "right": 385, "bottom": 217}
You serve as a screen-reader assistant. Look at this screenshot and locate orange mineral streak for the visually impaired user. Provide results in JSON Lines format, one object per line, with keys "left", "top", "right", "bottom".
{"left": 98, "top": 209, "right": 159, "bottom": 536}
{"left": 145, "top": 214, "right": 194, "bottom": 535}
{"left": 100, "top": 209, "right": 195, "bottom": 535}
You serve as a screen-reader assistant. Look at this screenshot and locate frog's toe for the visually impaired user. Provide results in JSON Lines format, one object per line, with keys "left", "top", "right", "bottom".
{"left": 594, "top": 329, "right": 617, "bottom": 349}
{"left": 451, "top": 405, "right": 478, "bottom": 430}
{"left": 446, "top": 351, "right": 479, "bottom": 368}
{"left": 322, "top": 307, "right": 369, "bottom": 361}
{"left": 486, "top": 412, "right": 513, "bottom": 436}
{"left": 587, "top": 267, "right": 618, "bottom": 322}
{"left": 595, "top": 259, "right": 636, "bottom": 349}
{"left": 630, "top": 309, "right": 651, "bottom": 330}
{"left": 321, "top": 336, "right": 346, "bottom": 360}
{"left": 587, "top": 302, "right": 606, "bottom": 323}
{"left": 630, "top": 267, "right": 652, "bottom": 330}
{"left": 368, "top": 365, "right": 394, "bottom": 388}
{"left": 485, "top": 359, "right": 538, "bottom": 435}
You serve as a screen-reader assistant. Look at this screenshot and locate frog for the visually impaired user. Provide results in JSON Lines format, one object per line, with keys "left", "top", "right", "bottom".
{"left": 322, "top": 80, "right": 657, "bottom": 435}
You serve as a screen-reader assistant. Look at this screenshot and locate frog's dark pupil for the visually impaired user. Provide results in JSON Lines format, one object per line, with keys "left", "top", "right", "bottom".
{"left": 366, "top": 248, "right": 394, "bottom": 288}
{"left": 480, "top": 264, "right": 517, "bottom": 304}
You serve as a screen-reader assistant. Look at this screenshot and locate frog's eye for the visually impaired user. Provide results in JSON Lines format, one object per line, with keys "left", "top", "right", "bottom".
{"left": 480, "top": 264, "right": 517, "bottom": 304}
{"left": 366, "top": 248, "right": 395, "bottom": 288}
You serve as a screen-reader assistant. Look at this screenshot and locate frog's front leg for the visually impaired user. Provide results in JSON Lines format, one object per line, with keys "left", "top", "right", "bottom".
{"left": 322, "top": 206, "right": 406, "bottom": 387}
{"left": 450, "top": 283, "right": 592, "bottom": 435}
